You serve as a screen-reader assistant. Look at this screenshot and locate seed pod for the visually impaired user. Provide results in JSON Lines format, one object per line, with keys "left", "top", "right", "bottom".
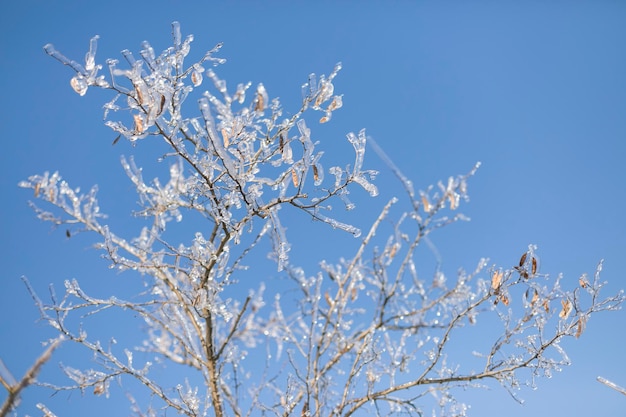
{"left": 531, "top": 257, "right": 538, "bottom": 275}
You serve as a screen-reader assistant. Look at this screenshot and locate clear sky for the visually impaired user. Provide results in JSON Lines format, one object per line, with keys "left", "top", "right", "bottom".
{"left": 1, "top": 1, "right": 625, "bottom": 416}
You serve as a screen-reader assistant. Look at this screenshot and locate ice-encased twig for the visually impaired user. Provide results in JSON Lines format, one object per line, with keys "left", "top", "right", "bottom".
{"left": 597, "top": 376, "right": 626, "bottom": 396}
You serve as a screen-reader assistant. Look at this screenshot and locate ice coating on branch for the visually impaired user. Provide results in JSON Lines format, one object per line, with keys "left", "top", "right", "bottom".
{"left": 44, "top": 36, "right": 109, "bottom": 95}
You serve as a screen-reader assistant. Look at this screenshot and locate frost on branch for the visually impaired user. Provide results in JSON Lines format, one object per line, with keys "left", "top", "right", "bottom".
{"left": 15, "top": 22, "right": 625, "bottom": 417}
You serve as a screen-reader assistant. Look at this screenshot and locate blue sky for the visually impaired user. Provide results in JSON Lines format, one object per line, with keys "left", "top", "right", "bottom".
{"left": 1, "top": 1, "right": 625, "bottom": 416}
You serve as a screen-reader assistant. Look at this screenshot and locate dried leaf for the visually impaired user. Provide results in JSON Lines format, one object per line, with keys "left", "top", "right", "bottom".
{"left": 291, "top": 169, "right": 299, "bottom": 187}
{"left": 448, "top": 192, "right": 458, "bottom": 210}
{"left": 543, "top": 299, "right": 550, "bottom": 313}
{"left": 525, "top": 287, "right": 539, "bottom": 306}
{"left": 34, "top": 183, "right": 40, "bottom": 197}
{"left": 313, "top": 165, "right": 319, "bottom": 182}
{"left": 191, "top": 70, "right": 202, "bottom": 87}
{"left": 221, "top": 128, "right": 230, "bottom": 148}
{"left": 500, "top": 294, "right": 510, "bottom": 306}
{"left": 319, "top": 115, "right": 330, "bottom": 123}
{"left": 531, "top": 257, "right": 538, "bottom": 275}
{"left": 135, "top": 85, "right": 144, "bottom": 105}
{"left": 157, "top": 94, "right": 166, "bottom": 116}
{"left": 255, "top": 86, "right": 266, "bottom": 111}
{"left": 519, "top": 252, "right": 528, "bottom": 267}
{"left": 579, "top": 275, "right": 589, "bottom": 288}
{"left": 575, "top": 316, "right": 587, "bottom": 338}
{"left": 93, "top": 383, "right": 105, "bottom": 395}
{"left": 531, "top": 289, "right": 539, "bottom": 305}
{"left": 324, "top": 291, "right": 332, "bottom": 306}
{"left": 133, "top": 114, "right": 144, "bottom": 133}
{"left": 491, "top": 271, "right": 503, "bottom": 291}
{"left": 559, "top": 299, "right": 572, "bottom": 319}
{"left": 388, "top": 243, "right": 399, "bottom": 259}
{"left": 421, "top": 195, "right": 431, "bottom": 213}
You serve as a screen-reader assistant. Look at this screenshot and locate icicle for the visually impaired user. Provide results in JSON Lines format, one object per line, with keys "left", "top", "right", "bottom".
{"left": 353, "top": 174, "right": 378, "bottom": 197}
{"left": 43, "top": 43, "right": 86, "bottom": 75}
{"left": 84, "top": 35, "right": 99, "bottom": 72}
{"left": 347, "top": 129, "right": 367, "bottom": 174}
{"left": 314, "top": 210, "right": 361, "bottom": 237}
{"left": 268, "top": 207, "right": 290, "bottom": 271}
{"left": 329, "top": 166, "right": 343, "bottom": 189}
{"left": 172, "top": 21, "right": 182, "bottom": 50}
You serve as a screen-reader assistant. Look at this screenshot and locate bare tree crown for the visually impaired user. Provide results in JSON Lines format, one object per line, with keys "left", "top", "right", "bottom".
{"left": 7, "top": 22, "right": 624, "bottom": 417}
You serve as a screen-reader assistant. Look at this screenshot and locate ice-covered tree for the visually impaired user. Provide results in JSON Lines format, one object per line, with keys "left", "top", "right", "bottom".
{"left": 5, "top": 22, "right": 624, "bottom": 417}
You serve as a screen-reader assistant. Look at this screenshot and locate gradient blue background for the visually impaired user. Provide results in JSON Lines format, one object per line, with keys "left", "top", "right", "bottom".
{"left": 1, "top": 1, "right": 625, "bottom": 416}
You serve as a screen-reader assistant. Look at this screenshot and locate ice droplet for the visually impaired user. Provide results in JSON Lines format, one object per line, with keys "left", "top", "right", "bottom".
{"left": 70, "top": 75, "right": 88, "bottom": 96}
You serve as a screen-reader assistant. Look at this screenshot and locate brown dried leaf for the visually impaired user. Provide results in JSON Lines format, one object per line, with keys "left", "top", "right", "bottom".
{"left": 421, "top": 195, "right": 431, "bottom": 213}
{"left": 531, "top": 289, "right": 539, "bottom": 305}
{"left": 519, "top": 252, "right": 528, "bottom": 267}
{"left": 255, "top": 91, "right": 265, "bottom": 111}
{"left": 135, "top": 85, "right": 144, "bottom": 105}
{"left": 191, "top": 71, "right": 200, "bottom": 87}
{"left": 313, "top": 165, "right": 319, "bottom": 182}
{"left": 500, "top": 294, "right": 510, "bottom": 306}
{"left": 291, "top": 169, "right": 299, "bottom": 187}
{"left": 388, "top": 243, "right": 399, "bottom": 259}
{"left": 575, "top": 316, "right": 587, "bottom": 338}
{"left": 448, "top": 193, "right": 458, "bottom": 210}
{"left": 157, "top": 94, "right": 166, "bottom": 116}
{"left": 559, "top": 299, "right": 572, "bottom": 319}
{"left": 34, "top": 183, "right": 40, "bottom": 198}
{"left": 491, "top": 271, "right": 503, "bottom": 291}
{"left": 93, "top": 383, "right": 105, "bottom": 396}
{"left": 324, "top": 291, "right": 332, "bottom": 306}
{"left": 579, "top": 275, "right": 589, "bottom": 288}
{"left": 543, "top": 299, "right": 550, "bottom": 313}
{"left": 133, "top": 114, "right": 144, "bottom": 133}
{"left": 531, "top": 257, "right": 538, "bottom": 275}
{"left": 221, "top": 128, "right": 230, "bottom": 148}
